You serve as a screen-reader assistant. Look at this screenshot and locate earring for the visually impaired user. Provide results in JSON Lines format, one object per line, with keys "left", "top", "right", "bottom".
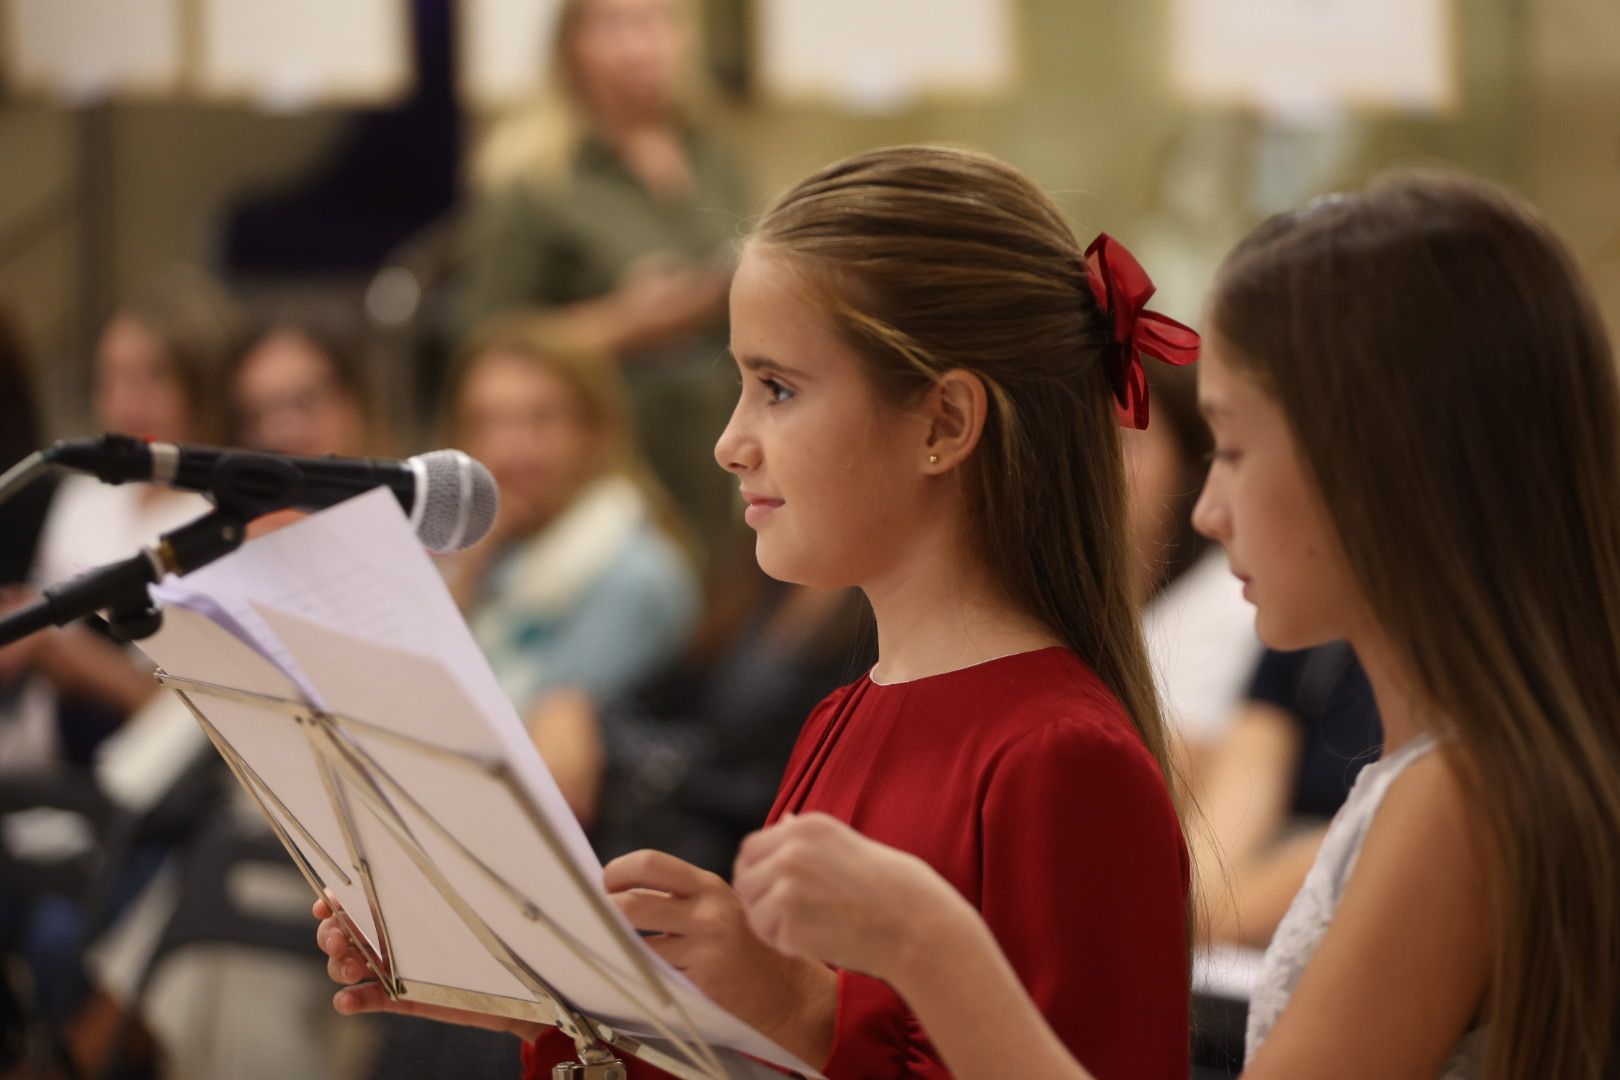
{"left": 928, "top": 454, "right": 940, "bottom": 466}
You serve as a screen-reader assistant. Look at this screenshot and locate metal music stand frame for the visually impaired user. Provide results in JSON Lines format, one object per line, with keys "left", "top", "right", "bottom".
{"left": 154, "top": 670, "right": 750, "bottom": 1080}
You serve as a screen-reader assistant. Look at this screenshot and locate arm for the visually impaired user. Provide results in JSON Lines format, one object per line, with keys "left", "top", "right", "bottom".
{"left": 456, "top": 186, "right": 728, "bottom": 357}
{"left": 1243, "top": 751, "right": 1492, "bottom": 1079}
{"left": 739, "top": 720, "right": 1189, "bottom": 1080}
{"left": 33, "top": 625, "right": 160, "bottom": 716}
{"left": 735, "top": 814, "right": 1096, "bottom": 1080}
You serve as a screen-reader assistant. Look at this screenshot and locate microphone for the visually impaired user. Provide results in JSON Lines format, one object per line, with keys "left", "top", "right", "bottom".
{"left": 44, "top": 434, "right": 499, "bottom": 554}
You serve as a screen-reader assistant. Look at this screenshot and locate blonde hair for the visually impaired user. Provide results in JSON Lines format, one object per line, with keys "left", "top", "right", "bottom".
{"left": 448, "top": 312, "right": 693, "bottom": 555}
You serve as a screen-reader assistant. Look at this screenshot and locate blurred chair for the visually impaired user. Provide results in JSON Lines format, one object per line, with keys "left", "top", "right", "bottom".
{"left": 94, "top": 815, "right": 314, "bottom": 1080}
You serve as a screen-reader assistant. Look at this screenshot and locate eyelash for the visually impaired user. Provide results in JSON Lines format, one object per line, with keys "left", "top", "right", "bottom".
{"left": 759, "top": 376, "right": 794, "bottom": 405}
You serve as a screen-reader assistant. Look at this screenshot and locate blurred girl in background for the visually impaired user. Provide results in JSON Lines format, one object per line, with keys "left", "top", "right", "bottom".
{"left": 441, "top": 314, "right": 699, "bottom": 719}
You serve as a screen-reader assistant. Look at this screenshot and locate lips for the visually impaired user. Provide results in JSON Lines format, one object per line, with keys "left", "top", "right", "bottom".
{"left": 740, "top": 490, "right": 783, "bottom": 527}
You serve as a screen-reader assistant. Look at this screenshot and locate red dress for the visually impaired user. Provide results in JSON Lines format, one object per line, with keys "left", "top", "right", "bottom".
{"left": 524, "top": 646, "right": 1189, "bottom": 1079}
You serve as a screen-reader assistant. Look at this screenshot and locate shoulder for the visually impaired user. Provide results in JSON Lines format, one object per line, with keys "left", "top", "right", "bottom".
{"left": 1244, "top": 743, "right": 1492, "bottom": 1076}
{"left": 1355, "top": 745, "right": 1486, "bottom": 891}
{"left": 588, "top": 524, "right": 700, "bottom": 616}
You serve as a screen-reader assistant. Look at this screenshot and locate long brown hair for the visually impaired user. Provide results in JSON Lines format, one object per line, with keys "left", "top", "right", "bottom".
{"left": 751, "top": 145, "right": 1174, "bottom": 786}
{"left": 1211, "top": 171, "right": 1620, "bottom": 1079}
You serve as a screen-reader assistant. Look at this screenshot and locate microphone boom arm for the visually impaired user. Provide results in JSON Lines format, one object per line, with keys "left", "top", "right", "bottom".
{"left": 0, "top": 507, "right": 250, "bottom": 647}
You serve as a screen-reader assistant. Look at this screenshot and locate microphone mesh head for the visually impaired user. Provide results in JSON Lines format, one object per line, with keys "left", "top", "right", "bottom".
{"left": 413, "top": 450, "right": 499, "bottom": 553}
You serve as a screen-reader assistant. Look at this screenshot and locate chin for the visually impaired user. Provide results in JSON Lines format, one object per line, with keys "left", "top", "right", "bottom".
{"left": 753, "top": 535, "right": 851, "bottom": 590}
{"left": 1253, "top": 606, "right": 1336, "bottom": 653}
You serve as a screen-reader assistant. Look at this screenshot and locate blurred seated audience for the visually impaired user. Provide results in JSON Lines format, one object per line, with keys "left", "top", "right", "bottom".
{"left": 76, "top": 310, "right": 399, "bottom": 1080}
{"left": 0, "top": 267, "right": 238, "bottom": 1059}
{"left": 1193, "top": 642, "right": 1383, "bottom": 947}
{"left": 456, "top": 0, "right": 751, "bottom": 578}
{"left": 531, "top": 567, "right": 873, "bottom": 876}
{"left": 442, "top": 314, "right": 701, "bottom": 718}
{"left": 1125, "top": 366, "right": 1262, "bottom": 786}
{"left": 0, "top": 303, "right": 55, "bottom": 591}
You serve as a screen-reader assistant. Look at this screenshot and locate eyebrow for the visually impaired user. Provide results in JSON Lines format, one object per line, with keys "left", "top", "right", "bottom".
{"left": 729, "top": 350, "right": 811, "bottom": 381}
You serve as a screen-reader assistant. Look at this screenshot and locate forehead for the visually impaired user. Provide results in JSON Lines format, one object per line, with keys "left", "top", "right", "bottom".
{"left": 729, "top": 245, "right": 862, "bottom": 373}
{"left": 1196, "top": 333, "right": 1258, "bottom": 419}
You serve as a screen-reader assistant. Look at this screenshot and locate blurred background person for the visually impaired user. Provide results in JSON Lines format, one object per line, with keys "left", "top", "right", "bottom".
{"left": 21, "top": 266, "right": 239, "bottom": 770}
{"left": 442, "top": 313, "right": 700, "bottom": 720}
{"left": 227, "top": 315, "right": 382, "bottom": 459}
{"left": 0, "top": 266, "right": 239, "bottom": 1061}
{"left": 457, "top": 0, "right": 751, "bottom": 580}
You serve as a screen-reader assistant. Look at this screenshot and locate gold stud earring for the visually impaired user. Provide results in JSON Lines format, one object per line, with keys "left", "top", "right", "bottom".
{"left": 928, "top": 454, "right": 940, "bottom": 466}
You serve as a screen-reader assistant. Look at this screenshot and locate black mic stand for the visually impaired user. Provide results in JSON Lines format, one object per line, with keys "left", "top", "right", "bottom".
{"left": 0, "top": 507, "right": 249, "bottom": 647}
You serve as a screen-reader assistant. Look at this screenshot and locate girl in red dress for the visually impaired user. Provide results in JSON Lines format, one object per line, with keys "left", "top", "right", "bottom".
{"left": 319, "top": 144, "right": 1195, "bottom": 1079}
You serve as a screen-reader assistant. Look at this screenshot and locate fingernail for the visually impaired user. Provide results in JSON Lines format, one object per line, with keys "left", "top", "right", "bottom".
{"left": 335, "top": 991, "right": 352, "bottom": 1013}
{"left": 344, "top": 961, "right": 363, "bottom": 980}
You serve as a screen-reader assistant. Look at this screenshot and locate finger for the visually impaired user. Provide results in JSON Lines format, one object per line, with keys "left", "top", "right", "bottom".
{"left": 313, "top": 897, "right": 331, "bottom": 920}
{"left": 332, "top": 981, "right": 393, "bottom": 1016}
{"left": 317, "top": 918, "right": 355, "bottom": 959}
{"left": 639, "top": 931, "right": 695, "bottom": 971}
{"left": 326, "top": 947, "right": 371, "bottom": 986}
{"left": 611, "top": 888, "right": 696, "bottom": 936}
{"left": 734, "top": 821, "right": 796, "bottom": 873}
{"left": 732, "top": 848, "right": 782, "bottom": 907}
{"left": 749, "top": 879, "right": 815, "bottom": 961}
{"left": 603, "top": 849, "right": 720, "bottom": 898}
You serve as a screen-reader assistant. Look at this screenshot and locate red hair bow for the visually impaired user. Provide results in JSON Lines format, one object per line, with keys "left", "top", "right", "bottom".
{"left": 1082, "top": 232, "right": 1201, "bottom": 430}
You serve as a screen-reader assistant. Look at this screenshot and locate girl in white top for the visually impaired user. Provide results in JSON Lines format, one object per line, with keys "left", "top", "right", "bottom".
{"left": 11, "top": 268, "right": 237, "bottom": 767}
{"left": 729, "top": 172, "right": 1620, "bottom": 1079}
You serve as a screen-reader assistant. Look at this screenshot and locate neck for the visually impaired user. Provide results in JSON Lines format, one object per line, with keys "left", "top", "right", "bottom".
{"left": 589, "top": 101, "right": 673, "bottom": 144}
{"left": 1349, "top": 625, "right": 1434, "bottom": 755}
{"left": 862, "top": 522, "right": 1060, "bottom": 684}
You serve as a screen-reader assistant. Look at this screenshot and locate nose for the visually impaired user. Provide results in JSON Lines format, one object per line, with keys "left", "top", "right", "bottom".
{"left": 713, "top": 400, "right": 758, "bottom": 475}
{"left": 1191, "top": 472, "right": 1227, "bottom": 543}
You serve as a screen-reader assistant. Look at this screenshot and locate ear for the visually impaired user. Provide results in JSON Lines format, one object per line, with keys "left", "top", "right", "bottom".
{"left": 920, "top": 369, "right": 989, "bottom": 475}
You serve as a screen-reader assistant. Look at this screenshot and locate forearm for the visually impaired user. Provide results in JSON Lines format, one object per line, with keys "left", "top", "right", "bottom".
{"left": 35, "top": 627, "right": 159, "bottom": 715}
{"left": 887, "top": 891, "right": 1093, "bottom": 1080}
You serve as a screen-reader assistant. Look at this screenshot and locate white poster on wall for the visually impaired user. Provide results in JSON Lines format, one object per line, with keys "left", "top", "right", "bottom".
{"left": 2, "top": 0, "right": 183, "bottom": 101}
{"left": 1171, "top": 0, "right": 1455, "bottom": 115}
{"left": 458, "top": 0, "right": 565, "bottom": 110}
{"left": 194, "top": 0, "right": 411, "bottom": 110}
{"left": 759, "top": 0, "right": 1015, "bottom": 112}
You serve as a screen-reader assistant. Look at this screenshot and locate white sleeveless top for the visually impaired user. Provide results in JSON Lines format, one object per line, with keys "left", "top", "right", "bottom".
{"left": 1245, "top": 732, "right": 1486, "bottom": 1077}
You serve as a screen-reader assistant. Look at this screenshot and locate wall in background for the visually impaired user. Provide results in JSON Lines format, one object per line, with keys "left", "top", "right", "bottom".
{"left": 2, "top": 0, "right": 1613, "bottom": 437}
